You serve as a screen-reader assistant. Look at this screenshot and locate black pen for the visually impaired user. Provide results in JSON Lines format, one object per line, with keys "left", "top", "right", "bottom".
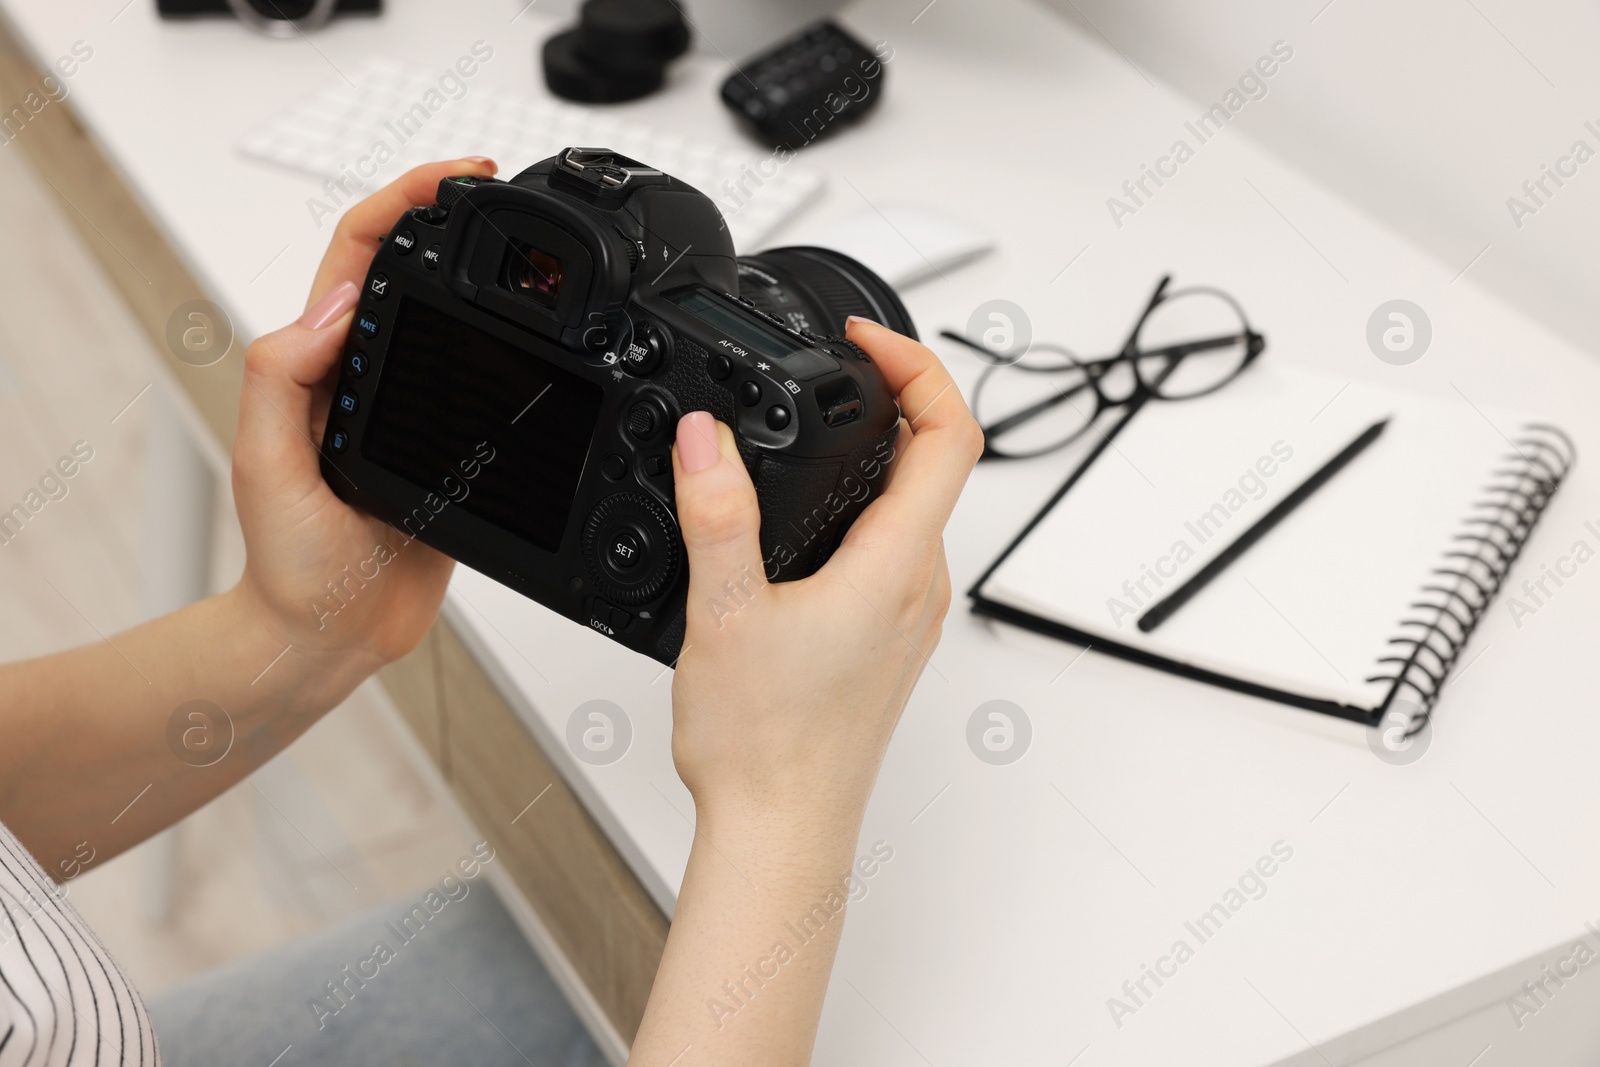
{"left": 1136, "top": 417, "right": 1391, "bottom": 633}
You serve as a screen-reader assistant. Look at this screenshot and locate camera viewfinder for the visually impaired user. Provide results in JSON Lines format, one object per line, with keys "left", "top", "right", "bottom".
{"left": 506, "top": 240, "right": 564, "bottom": 307}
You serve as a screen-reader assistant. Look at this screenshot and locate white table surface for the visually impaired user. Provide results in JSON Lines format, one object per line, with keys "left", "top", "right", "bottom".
{"left": 9, "top": 0, "right": 1600, "bottom": 1063}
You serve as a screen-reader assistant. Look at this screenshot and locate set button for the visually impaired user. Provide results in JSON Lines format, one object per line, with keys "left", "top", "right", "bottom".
{"left": 607, "top": 529, "right": 643, "bottom": 572}
{"left": 582, "top": 493, "right": 680, "bottom": 605}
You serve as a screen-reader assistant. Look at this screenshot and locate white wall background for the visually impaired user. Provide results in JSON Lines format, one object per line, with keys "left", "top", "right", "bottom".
{"left": 1040, "top": 0, "right": 1600, "bottom": 359}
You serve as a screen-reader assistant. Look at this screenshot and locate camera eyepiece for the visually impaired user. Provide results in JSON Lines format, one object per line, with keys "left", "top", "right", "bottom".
{"left": 505, "top": 241, "right": 564, "bottom": 306}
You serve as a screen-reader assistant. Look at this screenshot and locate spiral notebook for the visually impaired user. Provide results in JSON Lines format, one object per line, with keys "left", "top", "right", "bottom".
{"left": 969, "top": 365, "right": 1575, "bottom": 729}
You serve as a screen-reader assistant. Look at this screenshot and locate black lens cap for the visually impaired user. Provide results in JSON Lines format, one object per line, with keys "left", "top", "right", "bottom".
{"left": 576, "top": 0, "right": 690, "bottom": 69}
{"left": 543, "top": 28, "right": 665, "bottom": 103}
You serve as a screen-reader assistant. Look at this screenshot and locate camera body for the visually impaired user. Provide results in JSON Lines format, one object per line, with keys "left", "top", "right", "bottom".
{"left": 319, "top": 148, "right": 903, "bottom": 664}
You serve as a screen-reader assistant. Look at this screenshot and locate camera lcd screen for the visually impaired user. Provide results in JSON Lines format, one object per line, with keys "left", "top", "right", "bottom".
{"left": 363, "top": 298, "right": 605, "bottom": 554}
{"left": 672, "top": 288, "right": 837, "bottom": 379}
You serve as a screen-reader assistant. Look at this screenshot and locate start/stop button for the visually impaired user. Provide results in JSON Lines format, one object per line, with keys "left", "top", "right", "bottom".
{"left": 623, "top": 322, "right": 672, "bottom": 377}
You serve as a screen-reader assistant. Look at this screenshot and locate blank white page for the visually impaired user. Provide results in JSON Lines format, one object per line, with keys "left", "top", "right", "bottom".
{"left": 981, "top": 364, "right": 1534, "bottom": 709}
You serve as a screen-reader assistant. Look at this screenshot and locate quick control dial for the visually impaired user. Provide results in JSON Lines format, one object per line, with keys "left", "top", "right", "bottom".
{"left": 581, "top": 493, "right": 680, "bottom": 605}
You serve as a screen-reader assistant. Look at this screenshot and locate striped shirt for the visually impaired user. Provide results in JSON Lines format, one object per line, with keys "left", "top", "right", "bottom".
{"left": 0, "top": 822, "right": 156, "bottom": 1066}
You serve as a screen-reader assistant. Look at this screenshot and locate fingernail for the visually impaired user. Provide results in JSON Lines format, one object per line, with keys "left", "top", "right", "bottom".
{"left": 846, "top": 315, "right": 879, "bottom": 327}
{"left": 464, "top": 156, "right": 497, "bottom": 170}
{"left": 676, "top": 411, "right": 721, "bottom": 473}
{"left": 300, "top": 280, "right": 359, "bottom": 330}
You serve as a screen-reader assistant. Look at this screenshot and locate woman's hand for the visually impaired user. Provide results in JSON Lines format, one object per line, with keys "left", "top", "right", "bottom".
{"left": 0, "top": 160, "right": 507, "bottom": 868}
{"left": 631, "top": 319, "right": 980, "bottom": 1065}
{"left": 669, "top": 317, "right": 982, "bottom": 827}
{"left": 231, "top": 158, "right": 497, "bottom": 664}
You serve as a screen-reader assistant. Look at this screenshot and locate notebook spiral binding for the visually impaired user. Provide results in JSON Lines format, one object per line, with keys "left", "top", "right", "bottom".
{"left": 1367, "top": 424, "right": 1577, "bottom": 737}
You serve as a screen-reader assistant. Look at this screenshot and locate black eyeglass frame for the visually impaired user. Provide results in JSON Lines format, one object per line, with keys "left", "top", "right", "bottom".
{"left": 941, "top": 276, "right": 1267, "bottom": 461}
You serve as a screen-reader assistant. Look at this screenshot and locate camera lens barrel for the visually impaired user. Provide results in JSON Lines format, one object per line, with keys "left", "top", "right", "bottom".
{"left": 737, "top": 246, "right": 918, "bottom": 342}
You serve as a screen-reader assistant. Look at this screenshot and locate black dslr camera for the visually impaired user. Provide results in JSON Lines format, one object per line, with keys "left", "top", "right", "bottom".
{"left": 319, "top": 148, "right": 913, "bottom": 664}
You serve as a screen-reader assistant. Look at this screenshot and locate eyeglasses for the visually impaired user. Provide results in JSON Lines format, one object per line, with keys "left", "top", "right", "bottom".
{"left": 941, "top": 276, "right": 1266, "bottom": 461}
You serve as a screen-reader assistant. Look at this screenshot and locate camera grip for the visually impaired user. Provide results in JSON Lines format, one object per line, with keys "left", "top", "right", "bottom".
{"left": 656, "top": 339, "right": 898, "bottom": 585}
{"left": 750, "top": 423, "right": 899, "bottom": 582}
{"left": 650, "top": 422, "right": 899, "bottom": 663}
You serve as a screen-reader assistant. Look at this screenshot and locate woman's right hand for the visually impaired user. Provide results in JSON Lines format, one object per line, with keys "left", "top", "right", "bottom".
{"left": 668, "top": 316, "right": 983, "bottom": 835}
{"left": 632, "top": 319, "right": 979, "bottom": 1066}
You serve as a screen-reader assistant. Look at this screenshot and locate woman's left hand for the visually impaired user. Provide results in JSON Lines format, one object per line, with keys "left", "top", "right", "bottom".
{"left": 230, "top": 158, "right": 498, "bottom": 663}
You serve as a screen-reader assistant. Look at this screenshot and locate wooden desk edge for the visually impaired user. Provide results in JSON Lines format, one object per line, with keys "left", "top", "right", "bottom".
{"left": 0, "top": 13, "right": 666, "bottom": 1052}
{"left": 378, "top": 622, "right": 667, "bottom": 1057}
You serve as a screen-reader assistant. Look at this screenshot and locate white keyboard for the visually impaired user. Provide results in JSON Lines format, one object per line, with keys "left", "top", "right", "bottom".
{"left": 238, "top": 58, "right": 824, "bottom": 249}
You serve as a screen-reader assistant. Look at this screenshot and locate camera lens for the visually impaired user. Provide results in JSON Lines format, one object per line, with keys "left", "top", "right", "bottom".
{"left": 506, "top": 241, "right": 565, "bottom": 307}
{"left": 736, "top": 246, "right": 917, "bottom": 341}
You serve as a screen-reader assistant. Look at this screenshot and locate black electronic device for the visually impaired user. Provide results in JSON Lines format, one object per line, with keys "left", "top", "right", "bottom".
{"left": 720, "top": 21, "right": 884, "bottom": 151}
{"left": 320, "top": 148, "right": 914, "bottom": 664}
{"left": 542, "top": 0, "right": 689, "bottom": 104}
{"left": 156, "top": 0, "right": 378, "bottom": 32}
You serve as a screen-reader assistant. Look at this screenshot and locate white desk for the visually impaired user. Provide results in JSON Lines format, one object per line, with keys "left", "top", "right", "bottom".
{"left": 7, "top": 0, "right": 1600, "bottom": 1063}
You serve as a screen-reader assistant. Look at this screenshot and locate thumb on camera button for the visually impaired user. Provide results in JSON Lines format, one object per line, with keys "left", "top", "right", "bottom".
{"left": 675, "top": 411, "right": 720, "bottom": 473}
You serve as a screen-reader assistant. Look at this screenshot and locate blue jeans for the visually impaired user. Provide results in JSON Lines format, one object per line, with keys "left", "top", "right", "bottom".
{"left": 148, "top": 882, "right": 607, "bottom": 1066}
